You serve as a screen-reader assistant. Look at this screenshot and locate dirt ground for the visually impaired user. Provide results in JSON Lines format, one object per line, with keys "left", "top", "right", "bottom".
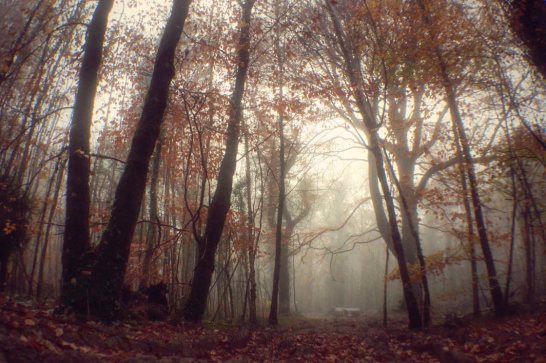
{"left": 1, "top": 295, "right": 545, "bottom": 362}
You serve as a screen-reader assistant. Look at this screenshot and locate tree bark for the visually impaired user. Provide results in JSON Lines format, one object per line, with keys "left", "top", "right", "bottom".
{"left": 62, "top": 0, "right": 114, "bottom": 309}
{"left": 86, "top": 0, "right": 191, "bottom": 321}
{"left": 183, "top": 0, "right": 255, "bottom": 322}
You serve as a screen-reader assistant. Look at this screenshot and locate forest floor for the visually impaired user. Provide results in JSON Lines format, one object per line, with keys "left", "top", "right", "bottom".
{"left": 1, "top": 294, "right": 545, "bottom": 362}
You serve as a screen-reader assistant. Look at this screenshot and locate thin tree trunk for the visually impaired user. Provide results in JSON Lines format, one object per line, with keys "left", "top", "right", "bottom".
{"left": 279, "top": 226, "right": 292, "bottom": 315}
{"left": 269, "top": 3, "right": 287, "bottom": 322}
{"left": 183, "top": 0, "right": 255, "bottom": 322}
{"left": 454, "top": 135, "right": 481, "bottom": 316}
{"left": 61, "top": 0, "right": 114, "bottom": 309}
{"left": 269, "top": 112, "right": 286, "bottom": 325}
{"left": 504, "top": 162, "right": 518, "bottom": 304}
{"left": 245, "top": 131, "right": 259, "bottom": 324}
{"left": 292, "top": 238, "right": 298, "bottom": 313}
{"left": 522, "top": 209, "right": 536, "bottom": 304}
{"left": 459, "top": 161, "right": 481, "bottom": 317}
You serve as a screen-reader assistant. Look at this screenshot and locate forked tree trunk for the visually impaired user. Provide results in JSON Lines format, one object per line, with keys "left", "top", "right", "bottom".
{"left": 385, "top": 153, "right": 431, "bottom": 327}
{"left": 86, "top": 0, "right": 191, "bottom": 321}
{"left": 62, "top": 0, "right": 114, "bottom": 309}
{"left": 183, "top": 0, "right": 255, "bottom": 322}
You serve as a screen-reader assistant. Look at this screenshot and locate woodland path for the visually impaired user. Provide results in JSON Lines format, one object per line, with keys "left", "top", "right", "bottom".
{"left": 1, "top": 295, "right": 545, "bottom": 362}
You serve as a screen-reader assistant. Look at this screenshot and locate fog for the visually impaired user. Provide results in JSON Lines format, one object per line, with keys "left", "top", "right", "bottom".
{"left": 1, "top": 0, "right": 544, "bottom": 330}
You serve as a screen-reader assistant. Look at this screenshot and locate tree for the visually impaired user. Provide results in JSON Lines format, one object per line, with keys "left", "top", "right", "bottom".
{"left": 323, "top": 0, "right": 422, "bottom": 329}
{"left": 183, "top": 0, "right": 256, "bottom": 322}
{"left": 268, "top": 0, "right": 288, "bottom": 325}
{"left": 77, "top": 0, "right": 191, "bottom": 320}
{"left": 62, "top": 0, "right": 114, "bottom": 308}
{"left": 416, "top": 0, "right": 506, "bottom": 316}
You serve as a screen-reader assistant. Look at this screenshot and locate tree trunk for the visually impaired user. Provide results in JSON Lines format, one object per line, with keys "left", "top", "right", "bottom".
{"left": 458, "top": 157, "right": 480, "bottom": 316}
{"left": 183, "top": 0, "right": 255, "bottom": 322}
{"left": 387, "top": 154, "right": 431, "bottom": 327}
{"left": 86, "top": 0, "right": 191, "bottom": 321}
{"left": 368, "top": 153, "right": 395, "bottom": 254}
{"left": 278, "top": 236, "right": 290, "bottom": 316}
{"left": 61, "top": 0, "right": 114, "bottom": 309}
{"left": 243, "top": 130, "right": 258, "bottom": 324}
{"left": 522, "top": 209, "right": 536, "bottom": 304}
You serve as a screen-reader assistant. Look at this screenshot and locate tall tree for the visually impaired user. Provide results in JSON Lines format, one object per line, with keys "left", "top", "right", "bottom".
{"left": 62, "top": 0, "right": 114, "bottom": 308}
{"left": 416, "top": 0, "right": 506, "bottom": 316}
{"left": 86, "top": 0, "right": 191, "bottom": 320}
{"left": 324, "top": 0, "right": 422, "bottom": 329}
{"left": 269, "top": 0, "right": 287, "bottom": 325}
{"left": 183, "top": 0, "right": 256, "bottom": 322}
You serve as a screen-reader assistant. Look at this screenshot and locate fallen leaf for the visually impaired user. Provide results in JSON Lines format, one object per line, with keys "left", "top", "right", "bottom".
{"left": 60, "top": 340, "right": 79, "bottom": 350}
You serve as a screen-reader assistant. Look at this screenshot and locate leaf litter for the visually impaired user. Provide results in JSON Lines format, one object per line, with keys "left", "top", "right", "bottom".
{"left": 0, "top": 294, "right": 545, "bottom": 362}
